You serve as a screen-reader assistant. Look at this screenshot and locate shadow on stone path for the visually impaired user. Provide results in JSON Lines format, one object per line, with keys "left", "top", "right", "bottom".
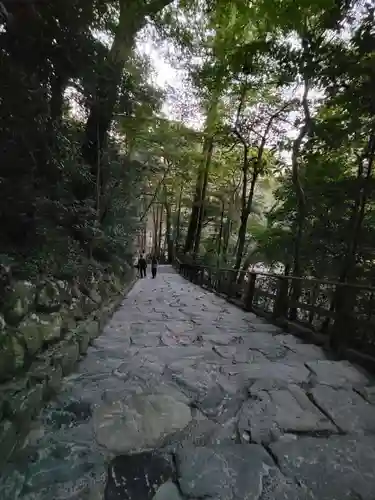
{"left": 2, "top": 266, "right": 375, "bottom": 499}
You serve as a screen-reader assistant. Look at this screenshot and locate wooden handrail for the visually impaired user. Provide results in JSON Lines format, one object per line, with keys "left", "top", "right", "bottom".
{"left": 175, "top": 257, "right": 375, "bottom": 291}
{"left": 174, "top": 255, "right": 375, "bottom": 358}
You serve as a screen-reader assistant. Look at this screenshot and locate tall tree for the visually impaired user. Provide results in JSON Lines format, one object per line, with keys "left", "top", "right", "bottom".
{"left": 82, "top": 0, "right": 174, "bottom": 179}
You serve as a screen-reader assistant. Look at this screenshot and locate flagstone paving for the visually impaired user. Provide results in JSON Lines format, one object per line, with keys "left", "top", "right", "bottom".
{"left": 2, "top": 266, "right": 375, "bottom": 499}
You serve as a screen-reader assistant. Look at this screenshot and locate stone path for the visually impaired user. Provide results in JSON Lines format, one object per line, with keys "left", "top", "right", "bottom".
{"left": 2, "top": 266, "right": 375, "bottom": 499}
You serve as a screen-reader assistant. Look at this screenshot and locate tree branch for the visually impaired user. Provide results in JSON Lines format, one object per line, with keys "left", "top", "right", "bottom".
{"left": 0, "top": 2, "right": 10, "bottom": 23}
{"left": 139, "top": 163, "right": 172, "bottom": 222}
{"left": 232, "top": 80, "right": 250, "bottom": 148}
{"left": 291, "top": 77, "right": 311, "bottom": 211}
{"left": 145, "top": 0, "right": 174, "bottom": 17}
{"left": 257, "top": 101, "right": 291, "bottom": 165}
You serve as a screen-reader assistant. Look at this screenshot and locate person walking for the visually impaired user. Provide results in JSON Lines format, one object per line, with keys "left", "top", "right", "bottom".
{"left": 138, "top": 253, "right": 147, "bottom": 278}
{"left": 151, "top": 255, "right": 158, "bottom": 279}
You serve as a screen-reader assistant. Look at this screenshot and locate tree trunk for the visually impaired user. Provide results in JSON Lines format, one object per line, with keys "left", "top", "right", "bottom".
{"left": 193, "top": 137, "right": 213, "bottom": 255}
{"left": 217, "top": 201, "right": 225, "bottom": 265}
{"left": 329, "top": 131, "right": 374, "bottom": 349}
{"left": 82, "top": 0, "right": 139, "bottom": 172}
{"left": 164, "top": 201, "right": 173, "bottom": 263}
{"left": 234, "top": 140, "right": 250, "bottom": 270}
{"left": 162, "top": 234, "right": 167, "bottom": 259}
{"left": 158, "top": 202, "right": 163, "bottom": 257}
{"left": 339, "top": 132, "right": 375, "bottom": 282}
{"left": 184, "top": 93, "right": 219, "bottom": 253}
{"left": 234, "top": 168, "right": 258, "bottom": 270}
{"left": 139, "top": 164, "right": 172, "bottom": 222}
{"left": 139, "top": 225, "right": 146, "bottom": 252}
{"left": 233, "top": 96, "right": 287, "bottom": 270}
{"left": 175, "top": 183, "right": 183, "bottom": 249}
{"left": 289, "top": 70, "right": 311, "bottom": 320}
{"left": 50, "top": 72, "right": 66, "bottom": 123}
{"left": 291, "top": 77, "right": 310, "bottom": 279}
{"left": 184, "top": 174, "right": 203, "bottom": 253}
{"left": 234, "top": 213, "right": 248, "bottom": 271}
{"left": 143, "top": 226, "right": 147, "bottom": 252}
{"left": 223, "top": 217, "right": 231, "bottom": 262}
{"left": 152, "top": 204, "right": 159, "bottom": 255}
{"left": 82, "top": 0, "right": 173, "bottom": 180}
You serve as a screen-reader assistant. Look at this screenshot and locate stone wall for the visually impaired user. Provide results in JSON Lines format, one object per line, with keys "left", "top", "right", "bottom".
{"left": 0, "top": 263, "right": 136, "bottom": 464}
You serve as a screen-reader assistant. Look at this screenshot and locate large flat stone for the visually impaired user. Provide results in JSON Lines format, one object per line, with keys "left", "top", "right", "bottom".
{"left": 310, "top": 385, "right": 375, "bottom": 434}
{"left": 93, "top": 394, "right": 192, "bottom": 453}
{"left": 139, "top": 345, "right": 214, "bottom": 365}
{"left": 105, "top": 453, "right": 173, "bottom": 500}
{"left": 306, "top": 360, "right": 369, "bottom": 387}
{"left": 213, "top": 345, "right": 266, "bottom": 363}
{"left": 107, "top": 372, "right": 189, "bottom": 406}
{"left": 161, "top": 331, "right": 196, "bottom": 346}
{"left": 283, "top": 343, "right": 326, "bottom": 361}
{"left": 271, "top": 436, "right": 375, "bottom": 500}
{"left": 177, "top": 444, "right": 307, "bottom": 500}
{"left": 177, "top": 444, "right": 270, "bottom": 498}
{"left": 165, "top": 321, "right": 195, "bottom": 335}
{"left": 164, "top": 417, "right": 238, "bottom": 452}
{"left": 130, "top": 334, "right": 161, "bottom": 347}
{"left": 202, "top": 333, "right": 244, "bottom": 346}
{"left": 238, "top": 332, "right": 295, "bottom": 361}
{"left": 275, "top": 334, "right": 303, "bottom": 347}
{"left": 222, "top": 362, "right": 310, "bottom": 385}
{"left": 152, "top": 481, "right": 183, "bottom": 500}
{"left": 198, "top": 389, "right": 245, "bottom": 423}
{"left": 249, "top": 323, "right": 283, "bottom": 333}
{"left": 238, "top": 384, "right": 337, "bottom": 444}
{"left": 167, "top": 364, "right": 219, "bottom": 401}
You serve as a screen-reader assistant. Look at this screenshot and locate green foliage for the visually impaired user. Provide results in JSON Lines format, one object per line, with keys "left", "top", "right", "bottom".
{"left": 0, "top": 0, "right": 164, "bottom": 280}
{"left": 147, "top": 0, "right": 375, "bottom": 284}
{"left": 3, "top": 0, "right": 375, "bottom": 289}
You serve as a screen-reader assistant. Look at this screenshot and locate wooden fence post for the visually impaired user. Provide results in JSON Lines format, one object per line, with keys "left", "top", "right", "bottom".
{"left": 228, "top": 269, "right": 237, "bottom": 298}
{"left": 200, "top": 267, "right": 205, "bottom": 286}
{"left": 194, "top": 266, "right": 199, "bottom": 284}
{"left": 289, "top": 279, "right": 302, "bottom": 321}
{"left": 273, "top": 276, "right": 289, "bottom": 319}
{"left": 216, "top": 269, "right": 221, "bottom": 293}
{"left": 331, "top": 283, "right": 356, "bottom": 352}
{"left": 308, "top": 283, "right": 318, "bottom": 325}
{"left": 189, "top": 264, "right": 193, "bottom": 281}
{"left": 244, "top": 272, "right": 256, "bottom": 311}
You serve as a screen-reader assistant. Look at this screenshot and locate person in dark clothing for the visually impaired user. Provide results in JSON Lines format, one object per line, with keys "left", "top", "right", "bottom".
{"left": 138, "top": 253, "right": 147, "bottom": 278}
{"left": 151, "top": 255, "right": 158, "bottom": 278}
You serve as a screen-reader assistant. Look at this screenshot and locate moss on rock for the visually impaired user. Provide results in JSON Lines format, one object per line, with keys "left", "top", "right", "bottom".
{"left": 0, "top": 333, "right": 24, "bottom": 382}
{"left": 36, "top": 280, "right": 62, "bottom": 312}
{"left": 17, "top": 313, "right": 63, "bottom": 355}
{"left": 3, "top": 281, "right": 35, "bottom": 325}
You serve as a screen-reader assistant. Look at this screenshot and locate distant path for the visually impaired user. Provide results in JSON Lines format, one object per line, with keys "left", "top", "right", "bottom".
{"left": 2, "top": 266, "right": 375, "bottom": 499}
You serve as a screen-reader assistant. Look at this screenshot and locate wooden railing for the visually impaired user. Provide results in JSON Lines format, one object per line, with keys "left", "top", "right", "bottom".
{"left": 174, "top": 257, "right": 375, "bottom": 360}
